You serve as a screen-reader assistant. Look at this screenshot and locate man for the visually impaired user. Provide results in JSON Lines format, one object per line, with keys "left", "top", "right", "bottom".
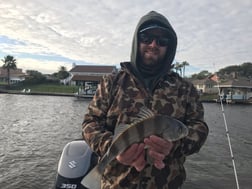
{"left": 82, "top": 11, "right": 209, "bottom": 189}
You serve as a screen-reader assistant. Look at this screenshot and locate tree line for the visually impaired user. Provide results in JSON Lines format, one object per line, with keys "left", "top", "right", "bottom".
{"left": 1, "top": 55, "right": 69, "bottom": 87}
{"left": 190, "top": 62, "right": 252, "bottom": 80}
{"left": 2, "top": 54, "right": 252, "bottom": 87}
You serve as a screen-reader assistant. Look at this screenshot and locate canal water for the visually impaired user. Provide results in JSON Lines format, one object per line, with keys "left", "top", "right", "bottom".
{"left": 0, "top": 94, "right": 251, "bottom": 189}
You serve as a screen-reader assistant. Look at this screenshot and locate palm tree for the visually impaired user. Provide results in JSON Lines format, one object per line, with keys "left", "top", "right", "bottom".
{"left": 59, "top": 66, "right": 67, "bottom": 72}
{"left": 58, "top": 66, "right": 69, "bottom": 79}
{"left": 1, "top": 55, "right": 17, "bottom": 87}
{"left": 174, "top": 62, "right": 183, "bottom": 76}
{"left": 181, "top": 61, "right": 189, "bottom": 77}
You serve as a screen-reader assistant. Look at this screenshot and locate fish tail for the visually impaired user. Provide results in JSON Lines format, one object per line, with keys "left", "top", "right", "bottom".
{"left": 81, "top": 165, "right": 102, "bottom": 189}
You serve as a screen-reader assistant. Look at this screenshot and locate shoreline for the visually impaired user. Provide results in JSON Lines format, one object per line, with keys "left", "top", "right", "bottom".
{"left": 0, "top": 89, "right": 217, "bottom": 103}
{"left": 1, "top": 89, "right": 251, "bottom": 104}
{"left": 0, "top": 89, "right": 93, "bottom": 99}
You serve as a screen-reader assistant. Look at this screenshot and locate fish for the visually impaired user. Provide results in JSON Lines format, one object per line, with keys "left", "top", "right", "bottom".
{"left": 81, "top": 107, "right": 189, "bottom": 189}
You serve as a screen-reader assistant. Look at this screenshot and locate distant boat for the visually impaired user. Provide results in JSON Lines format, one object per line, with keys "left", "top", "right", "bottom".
{"left": 74, "top": 87, "right": 96, "bottom": 99}
{"left": 74, "top": 92, "right": 94, "bottom": 99}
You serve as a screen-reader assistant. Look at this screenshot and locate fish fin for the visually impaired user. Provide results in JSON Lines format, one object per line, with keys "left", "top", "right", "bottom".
{"left": 113, "top": 123, "right": 129, "bottom": 139}
{"left": 133, "top": 106, "right": 155, "bottom": 122}
{"left": 81, "top": 165, "right": 102, "bottom": 189}
{"left": 113, "top": 106, "right": 154, "bottom": 140}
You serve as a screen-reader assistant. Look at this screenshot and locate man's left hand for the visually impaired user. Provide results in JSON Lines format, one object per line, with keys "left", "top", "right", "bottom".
{"left": 144, "top": 135, "right": 174, "bottom": 169}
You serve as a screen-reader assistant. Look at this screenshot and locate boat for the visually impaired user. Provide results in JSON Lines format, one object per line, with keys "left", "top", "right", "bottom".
{"left": 74, "top": 87, "right": 96, "bottom": 99}
{"left": 54, "top": 140, "right": 98, "bottom": 189}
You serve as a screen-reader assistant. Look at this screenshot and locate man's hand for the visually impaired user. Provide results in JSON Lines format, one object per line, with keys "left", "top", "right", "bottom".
{"left": 144, "top": 135, "right": 174, "bottom": 169}
{"left": 116, "top": 143, "right": 146, "bottom": 171}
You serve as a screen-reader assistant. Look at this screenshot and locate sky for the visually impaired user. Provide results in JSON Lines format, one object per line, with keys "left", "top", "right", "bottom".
{"left": 0, "top": 0, "right": 251, "bottom": 76}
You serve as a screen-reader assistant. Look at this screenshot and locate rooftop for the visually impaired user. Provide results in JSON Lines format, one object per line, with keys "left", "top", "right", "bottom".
{"left": 69, "top": 65, "right": 117, "bottom": 73}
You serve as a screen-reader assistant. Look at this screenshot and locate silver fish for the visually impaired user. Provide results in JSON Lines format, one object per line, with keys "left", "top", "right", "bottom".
{"left": 81, "top": 107, "right": 189, "bottom": 189}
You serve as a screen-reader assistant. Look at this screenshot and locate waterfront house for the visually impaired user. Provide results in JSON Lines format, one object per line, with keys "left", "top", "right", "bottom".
{"left": 218, "top": 77, "right": 252, "bottom": 103}
{"left": 0, "top": 67, "right": 26, "bottom": 84}
{"left": 64, "top": 65, "right": 117, "bottom": 95}
{"left": 190, "top": 77, "right": 218, "bottom": 94}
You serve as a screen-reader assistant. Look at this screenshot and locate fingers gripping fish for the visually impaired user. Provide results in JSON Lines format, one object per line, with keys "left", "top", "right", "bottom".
{"left": 81, "top": 107, "right": 189, "bottom": 189}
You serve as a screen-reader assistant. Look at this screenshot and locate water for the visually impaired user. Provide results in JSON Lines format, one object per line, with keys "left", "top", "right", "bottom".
{"left": 0, "top": 94, "right": 251, "bottom": 189}
{"left": 184, "top": 103, "right": 252, "bottom": 189}
{"left": 0, "top": 94, "right": 87, "bottom": 189}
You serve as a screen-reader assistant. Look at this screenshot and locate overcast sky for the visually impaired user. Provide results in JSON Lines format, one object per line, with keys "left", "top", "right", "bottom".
{"left": 0, "top": 0, "right": 251, "bottom": 76}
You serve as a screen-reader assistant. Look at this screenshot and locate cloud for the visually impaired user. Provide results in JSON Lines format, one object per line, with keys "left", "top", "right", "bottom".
{"left": 17, "top": 58, "right": 73, "bottom": 74}
{"left": 0, "top": 0, "right": 251, "bottom": 75}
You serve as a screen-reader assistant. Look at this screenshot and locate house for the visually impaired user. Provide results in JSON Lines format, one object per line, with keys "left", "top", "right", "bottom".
{"left": 217, "top": 77, "right": 252, "bottom": 103}
{"left": 69, "top": 65, "right": 117, "bottom": 85}
{"left": 65, "top": 65, "right": 118, "bottom": 95}
{"left": 0, "top": 67, "right": 26, "bottom": 84}
{"left": 190, "top": 77, "right": 218, "bottom": 94}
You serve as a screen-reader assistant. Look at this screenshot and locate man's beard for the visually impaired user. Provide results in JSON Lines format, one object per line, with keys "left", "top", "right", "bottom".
{"left": 138, "top": 51, "right": 165, "bottom": 77}
{"left": 141, "top": 47, "right": 164, "bottom": 66}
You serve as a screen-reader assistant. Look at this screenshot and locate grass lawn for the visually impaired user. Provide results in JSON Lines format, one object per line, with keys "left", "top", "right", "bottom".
{"left": 200, "top": 93, "right": 218, "bottom": 101}
{"left": 26, "top": 84, "right": 78, "bottom": 93}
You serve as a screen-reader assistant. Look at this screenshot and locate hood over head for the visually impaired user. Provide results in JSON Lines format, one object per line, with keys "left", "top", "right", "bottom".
{"left": 130, "top": 11, "right": 177, "bottom": 77}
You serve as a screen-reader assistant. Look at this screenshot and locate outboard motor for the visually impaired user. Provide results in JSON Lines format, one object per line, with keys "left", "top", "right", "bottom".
{"left": 54, "top": 140, "right": 98, "bottom": 189}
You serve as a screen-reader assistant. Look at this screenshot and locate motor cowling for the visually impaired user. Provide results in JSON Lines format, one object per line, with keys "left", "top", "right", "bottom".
{"left": 54, "top": 140, "right": 97, "bottom": 189}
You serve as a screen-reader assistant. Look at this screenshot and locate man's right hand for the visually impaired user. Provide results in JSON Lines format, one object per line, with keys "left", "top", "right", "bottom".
{"left": 116, "top": 143, "right": 146, "bottom": 171}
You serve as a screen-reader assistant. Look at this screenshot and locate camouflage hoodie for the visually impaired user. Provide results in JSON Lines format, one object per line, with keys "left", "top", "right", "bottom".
{"left": 83, "top": 11, "right": 208, "bottom": 189}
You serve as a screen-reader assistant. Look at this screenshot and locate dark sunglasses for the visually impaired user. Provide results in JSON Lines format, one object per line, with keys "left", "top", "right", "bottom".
{"left": 138, "top": 33, "right": 170, "bottom": 47}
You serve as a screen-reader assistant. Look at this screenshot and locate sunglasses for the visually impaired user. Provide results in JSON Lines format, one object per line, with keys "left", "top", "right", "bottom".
{"left": 138, "top": 33, "right": 170, "bottom": 47}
